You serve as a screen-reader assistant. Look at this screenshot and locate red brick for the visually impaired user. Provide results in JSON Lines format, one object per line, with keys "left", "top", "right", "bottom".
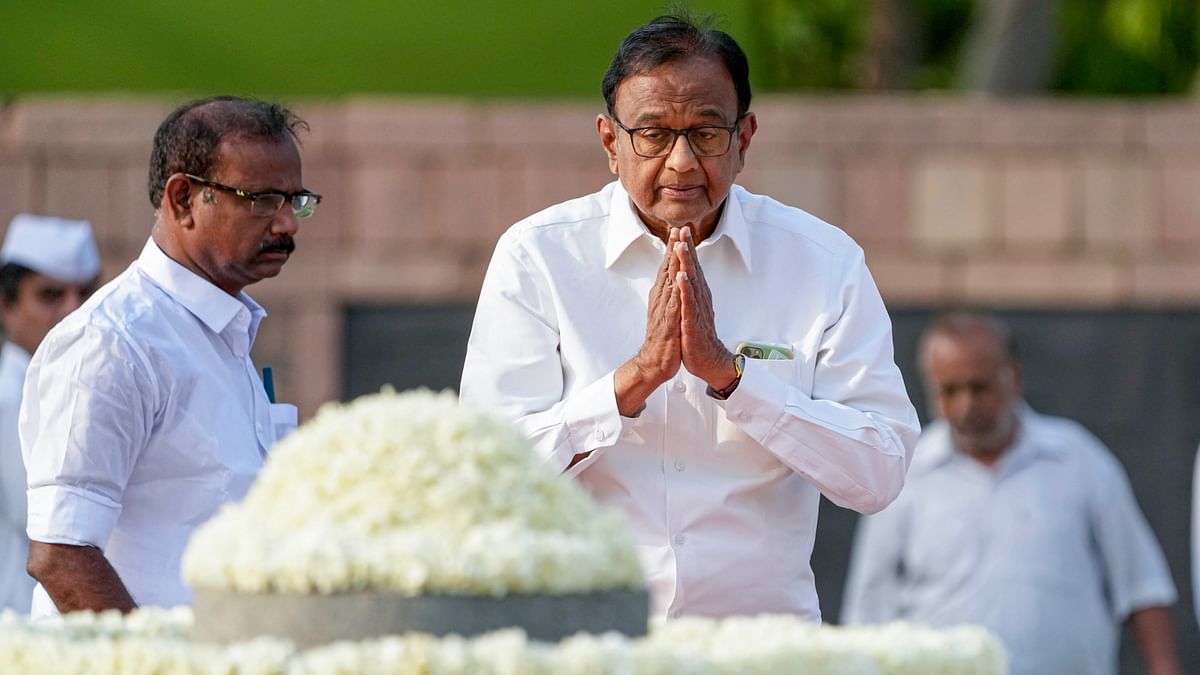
{"left": 346, "top": 160, "right": 425, "bottom": 247}
{"left": 998, "top": 157, "right": 1074, "bottom": 250}
{"left": 1080, "top": 156, "right": 1155, "bottom": 251}
{"left": 335, "top": 245, "right": 480, "bottom": 303}
{"left": 1145, "top": 104, "right": 1200, "bottom": 151}
{"left": 44, "top": 164, "right": 113, "bottom": 239}
{"left": 739, "top": 154, "right": 837, "bottom": 225}
{"left": 1131, "top": 254, "right": 1200, "bottom": 305}
{"left": 962, "top": 253, "right": 1128, "bottom": 306}
{"left": 6, "top": 98, "right": 167, "bottom": 156}
{"left": 981, "top": 101, "right": 1134, "bottom": 150}
{"left": 342, "top": 99, "right": 478, "bottom": 152}
{"left": 839, "top": 154, "right": 911, "bottom": 246}
{"left": 1160, "top": 158, "right": 1200, "bottom": 248}
{"left": 0, "top": 163, "right": 35, "bottom": 234}
{"left": 913, "top": 155, "right": 995, "bottom": 251}
{"left": 865, "top": 252, "right": 951, "bottom": 305}
{"left": 482, "top": 103, "right": 599, "bottom": 151}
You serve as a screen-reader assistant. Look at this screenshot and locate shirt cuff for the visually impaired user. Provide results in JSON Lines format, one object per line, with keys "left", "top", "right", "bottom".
{"left": 561, "top": 370, "right": 625, "bottom": 476}
{"left": 26, "top": 484, "right": 121, "bottom": 550}
{"left": 1113, "top": 579, "right": 1178, "bottom": 622}
{"left": 717, "top": 357, "right": 790, "bottom": 442}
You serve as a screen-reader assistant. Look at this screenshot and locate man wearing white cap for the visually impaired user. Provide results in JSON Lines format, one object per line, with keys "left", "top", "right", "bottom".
{"left": 0, "top": 214, "right": 100, "bottom": 613}
{"left": 21, "top": 96, "right": 318, "bottom": 618}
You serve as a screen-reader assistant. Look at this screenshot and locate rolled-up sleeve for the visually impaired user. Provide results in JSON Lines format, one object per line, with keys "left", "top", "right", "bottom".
{"left": 21, "top": 324, "right": 157, "bottom": 550}
{"left": 1086, "top": 440, "right": 1177, "bottom": 620}
{"left": 718, "top": 244, "right": 919, "bottom": 514}
{"left": 460, "top": 230, "right": 625, "bottom": 472}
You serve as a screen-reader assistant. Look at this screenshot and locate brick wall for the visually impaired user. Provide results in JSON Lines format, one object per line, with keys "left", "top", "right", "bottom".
{"left": 3, "top": 95, "right": 1200, "bottom": 417}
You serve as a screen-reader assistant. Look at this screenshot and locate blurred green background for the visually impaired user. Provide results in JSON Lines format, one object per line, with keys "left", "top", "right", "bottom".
{"left": 1, "top": 0, "right": 1198, "bottom": 98}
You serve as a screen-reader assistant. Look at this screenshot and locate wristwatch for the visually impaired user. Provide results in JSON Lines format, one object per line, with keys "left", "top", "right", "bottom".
{"left": 707, "top": 353, "right": 746, "bottom": 400}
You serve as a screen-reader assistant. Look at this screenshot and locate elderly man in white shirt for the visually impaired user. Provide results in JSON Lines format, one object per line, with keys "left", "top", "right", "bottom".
{"left": 21, "top": 96, "right": 319, "bottom": 619}
{"left": 842, "top": 313, "right": 1181, "bottom": 675}
{"left": 460, "top": 14, "right": 919, "bottom": 621}
{"left": 0, "top": 215, "right": 100, "bottom": 614}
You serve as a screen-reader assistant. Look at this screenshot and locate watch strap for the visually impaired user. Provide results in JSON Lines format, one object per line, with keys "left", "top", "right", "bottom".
{"left": 707, "top": 353, "right": 745, "bottom": 400}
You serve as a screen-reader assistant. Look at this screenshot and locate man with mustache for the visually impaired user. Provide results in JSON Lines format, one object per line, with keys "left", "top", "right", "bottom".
{"left": 20, "top": 96, "right": 320, "bottom": 618}
{"left": 842, "top": 312, "right": 1181, "bottom": 675}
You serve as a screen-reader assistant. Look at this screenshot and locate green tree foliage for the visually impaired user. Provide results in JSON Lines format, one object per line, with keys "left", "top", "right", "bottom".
{"left": 747, "top": 0, "right": 867, "bottom": 89}
{"left": 1053, "top": 0, "right": 1200, "bottom": 95}
{"left": 751, "top": 0, "right": 1200, "bottom": 95}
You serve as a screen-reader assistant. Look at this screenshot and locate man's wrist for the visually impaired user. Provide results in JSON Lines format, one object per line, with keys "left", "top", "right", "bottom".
{"left": 707, "top": 353, "right": 745, "bottom": 400}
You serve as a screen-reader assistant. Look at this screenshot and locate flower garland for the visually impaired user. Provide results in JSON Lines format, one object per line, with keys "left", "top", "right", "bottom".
{"left": 0, "top": 609, "right": 1007, "bottom": 675}
{"left": 182, "top": 389, "right": 644, "bottom": 596}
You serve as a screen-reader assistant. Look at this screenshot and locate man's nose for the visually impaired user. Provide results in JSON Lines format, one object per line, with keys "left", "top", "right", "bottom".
{"left": 664, "top": 132, "right": 700, "bottom": 171}
{"left": 271, "top": 208, "right": 300, "bottom": 236}
{"left": 59, "top": 289, "right": 86, "bottom": 317}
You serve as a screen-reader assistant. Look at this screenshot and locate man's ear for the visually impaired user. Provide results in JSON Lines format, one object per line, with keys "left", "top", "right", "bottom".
{"left": 735, "top": 112, "right": 757, "bottom": 170}
{"left": 597, "top": 114, "right": 619, "bottom": 175}
{"left": 162, "top": 174, "right": 196, "bottom": 228}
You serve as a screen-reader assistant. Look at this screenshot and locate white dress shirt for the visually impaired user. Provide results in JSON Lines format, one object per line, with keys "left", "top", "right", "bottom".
{"left": 842, "top": 405, "right": 1177, "bottom": 675}
{"left": 22, "top": 239, "right": 291, "bottom": 619}
{"left": 1193, "top": 444, "right": 1200, "bottom": 631}
{"left": 0, "top": 342, "right": 33, "bottom": 612}
{"left": 461, "top": 181, "right": 919, "bottom": 621}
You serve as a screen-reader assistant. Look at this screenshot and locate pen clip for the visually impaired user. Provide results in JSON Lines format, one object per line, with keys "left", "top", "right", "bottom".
{"left": 262, "top": 366, "right": 276, "bottom": 404}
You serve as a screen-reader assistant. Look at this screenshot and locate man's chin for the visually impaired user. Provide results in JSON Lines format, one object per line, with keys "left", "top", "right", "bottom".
{"left": 951, "top": 431, "right": 1003, "bottom": 456}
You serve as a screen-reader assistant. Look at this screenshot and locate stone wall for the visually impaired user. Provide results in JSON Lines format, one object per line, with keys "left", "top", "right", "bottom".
{"left": 3, "top": 96, "right": 1200, "bottom": 417}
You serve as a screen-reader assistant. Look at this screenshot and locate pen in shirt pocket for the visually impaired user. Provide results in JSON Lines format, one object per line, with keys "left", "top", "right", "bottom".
{"left": 262, "top": 366, "right": 277, "bottom": 403}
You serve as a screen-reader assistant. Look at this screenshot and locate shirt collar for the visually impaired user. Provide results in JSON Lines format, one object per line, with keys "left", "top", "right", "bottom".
{"left": 603, "top": 181, "right": 753, "bottom": 271}
{"left": 0, "top": 341, "right": 31, "bottom": 377}
{"left": 923, "top": 401, "right": 1065, "bottom": 469}
{"left": 136, "top": 238, "right": 267, "bottom": 342}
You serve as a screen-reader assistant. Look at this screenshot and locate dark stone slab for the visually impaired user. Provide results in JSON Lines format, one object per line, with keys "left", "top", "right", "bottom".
{"left": 192, "top": 588, "right": 649, "bottom": 648}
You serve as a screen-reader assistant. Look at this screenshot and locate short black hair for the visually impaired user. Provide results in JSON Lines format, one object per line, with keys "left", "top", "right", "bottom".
{"left": 0, "top": 263, "right": 33, "bottom": 305}
{"left": 602, "top": 11, "right": 752, "bottom": 118}
{"left": 147, "top": 96, "right": 308, "bottom": 209}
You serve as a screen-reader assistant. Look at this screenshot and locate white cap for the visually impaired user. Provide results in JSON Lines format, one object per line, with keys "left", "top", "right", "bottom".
{"left": 1, "top": 214, "right": 101, "bottom": 283}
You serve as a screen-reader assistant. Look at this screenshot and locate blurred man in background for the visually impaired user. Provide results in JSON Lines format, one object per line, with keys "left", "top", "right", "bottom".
{"left": 0, "top": 214, "right": 100, "bottom": 613}
{"left": 461, "top": 13, "right": 918, "bottom": 621}
{"left": 22, "top": 96, "right": 316, "bottom": 618}
{"left": 842, "top": 312, "right": 1181, "bottom": 675}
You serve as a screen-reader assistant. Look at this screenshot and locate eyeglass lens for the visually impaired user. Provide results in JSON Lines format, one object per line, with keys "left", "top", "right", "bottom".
{"left": 248, "top": 193, "right": 319, "bottom": 219}
{"left": 632, "top": 127, "right": 732, "bottom": 157}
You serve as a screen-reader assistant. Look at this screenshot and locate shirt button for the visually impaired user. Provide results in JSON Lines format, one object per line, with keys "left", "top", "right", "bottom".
{"left": 595, "top": 428, "right": 607, "bottom": 440}
{"left": 735, "top": 411, "right": 749, "bottom": 422}
{"left": 669, "top": 609, "right": 682, "bottom": 619}
{"left": 673, "top": 381, "right": 686, "bottom": 393}
{"left": 674, "top": 460, "right": 686, "bottom": 472}
{"left": 256, "top": 423, "right": 263, "bottom": 432}
{"left": 674, "top": 534, "right": 686, "bottom": 546}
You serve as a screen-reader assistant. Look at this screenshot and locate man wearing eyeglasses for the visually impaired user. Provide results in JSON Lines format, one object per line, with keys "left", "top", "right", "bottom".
{"left": 20, "top": 96, "right": 320, "bottom": 619}
{"left": 461, "top": 14, "right": 918, "bottom": 621}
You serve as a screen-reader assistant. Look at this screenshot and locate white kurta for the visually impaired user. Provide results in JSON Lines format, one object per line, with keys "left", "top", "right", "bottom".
{"left": 842, "top": 404, "right": 1177, "bottom": 675}
{"left": 0, "top": 342, "right": 33, "bottom": 612}
{"left": 461, "top": 181, "right": 920, "bottom": 621}
{"left": 22, "top": 239, "right": 294, "bottom": 619}
{"left": 1193, "top": 444, "right": 1200, "bottom": 631}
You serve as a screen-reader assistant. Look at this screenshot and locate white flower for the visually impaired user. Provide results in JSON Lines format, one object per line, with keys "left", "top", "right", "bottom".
{"left": 183, "top": 389, "right": 644, "bottom": 596}
{"left": 0, "top": 610, "right": 1007, "bottom": 675}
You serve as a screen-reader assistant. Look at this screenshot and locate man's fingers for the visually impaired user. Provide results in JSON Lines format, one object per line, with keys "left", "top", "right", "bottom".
{"left": 667, "top": 271, "right": 683, "bottom": 313}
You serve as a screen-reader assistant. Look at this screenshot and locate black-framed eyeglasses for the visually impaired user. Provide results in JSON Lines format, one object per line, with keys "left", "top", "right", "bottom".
{"left": 185, "top": 174, "right": 322, "bottom": 219}
{"left": 611, "top": 114, "right": 746, "bottom": 158}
